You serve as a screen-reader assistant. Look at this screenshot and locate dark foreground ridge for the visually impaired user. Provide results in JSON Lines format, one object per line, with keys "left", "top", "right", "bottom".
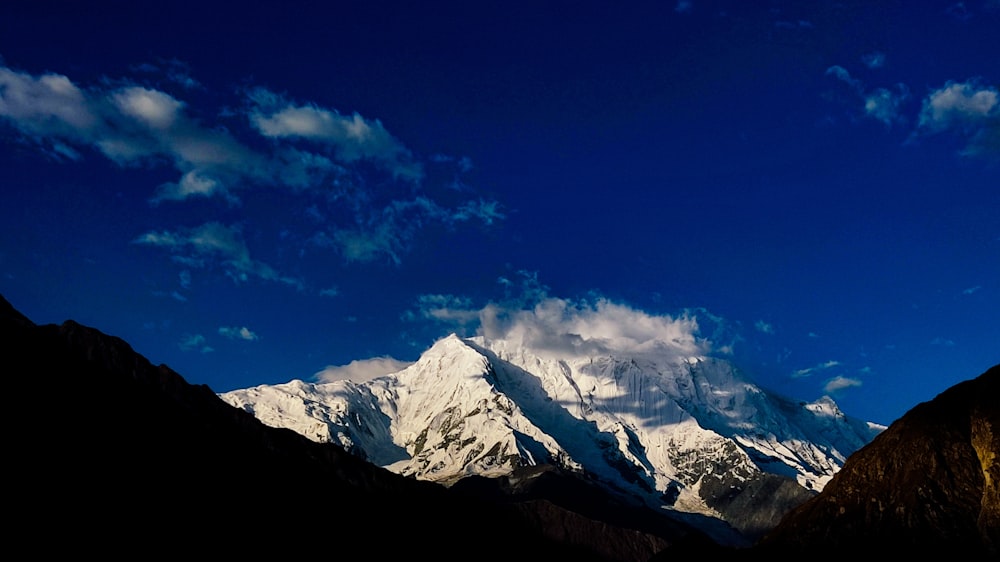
{"left": 0, "top": 295, "right": 708, "bottom": 561}
{"left": 755, "top": 362, "right": 999, "bottom": 557}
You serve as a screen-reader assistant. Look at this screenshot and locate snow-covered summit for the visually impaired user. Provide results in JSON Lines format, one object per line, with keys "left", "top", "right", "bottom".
{"left": 221, "top": 332, "right": 882, "bottom": 539}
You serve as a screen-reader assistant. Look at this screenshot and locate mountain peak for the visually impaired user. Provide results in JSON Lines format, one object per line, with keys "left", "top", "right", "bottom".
{"left": 222, "top": 332, "right": 883, "bottom": 542}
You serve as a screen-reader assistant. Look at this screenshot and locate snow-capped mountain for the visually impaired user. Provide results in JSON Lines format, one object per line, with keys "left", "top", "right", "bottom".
{"left": 221, "top": 333, "right": 883, "bottom": 540}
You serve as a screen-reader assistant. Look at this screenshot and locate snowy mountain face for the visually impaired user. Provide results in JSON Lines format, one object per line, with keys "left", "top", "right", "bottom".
{"left": 221, "top": 334, "right": 883, "bottom": 540}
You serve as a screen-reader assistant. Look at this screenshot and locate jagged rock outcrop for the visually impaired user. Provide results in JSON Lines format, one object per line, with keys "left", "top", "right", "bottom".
{"left": 756, "top": 364, "right": 1000, "bottom": 556}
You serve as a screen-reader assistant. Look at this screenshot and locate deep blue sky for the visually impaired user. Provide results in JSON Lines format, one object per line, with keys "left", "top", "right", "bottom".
{"left": 1, "top": 1, "right": 997, "bottom": 425}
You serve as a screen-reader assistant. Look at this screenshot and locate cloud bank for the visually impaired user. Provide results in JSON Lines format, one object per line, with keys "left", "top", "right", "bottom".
{"left": 315, "top": 357, "right": 413, "bottom": 383}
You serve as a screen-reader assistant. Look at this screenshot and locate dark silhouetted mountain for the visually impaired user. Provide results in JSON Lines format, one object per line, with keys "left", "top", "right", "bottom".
{"left": 1, "top": 294, "right": 710, "bottom": 561}
{"left": 754, "top": 363, "right": 1000, "bottom": 557}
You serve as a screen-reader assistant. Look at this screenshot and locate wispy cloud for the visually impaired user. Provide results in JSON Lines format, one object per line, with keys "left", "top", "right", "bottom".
{"left": 219, "top": 326, "right": 258, "bottom": 341}
{"left": 248, "top": 87, "right": 423, "bottom": 182}
{"left": 407, "top": 294, "right": 480, "bottom": 325}
{"left": 755, "top": 320, "right": 774, "bottom": 334}
{"left": 861, "top": 51, "right": 886, "bottom": 69}
{"left": 179, "top": 333, "right": 213, "bottom": 353}
{"left": 133, "top": 222, "right": 303, "bottom": 288}
{"left": 826, "top": 65, "right": 910, "bottom": 126}
{"left": 930, "top": 337, "right": 956, "bottom": 346}
{"left": 962, "top": 285, "right": 982, "bottom": 295}
{"left": 792, "top": 359, "right": 840, "bottom": 378}
{"left": 314, "top": 356, "right": 412, "bottom": 383}
{"left": 0, "top": 61, "right": 505, "bottom": 277}
{"left": 917, "top": 80, "right": 999, "bottom": 157}
{"left": 674, "top": 1, "right": 693, "bottom": 14}
{"left": 824, "top": 375, "right": 862, "bottom": 393}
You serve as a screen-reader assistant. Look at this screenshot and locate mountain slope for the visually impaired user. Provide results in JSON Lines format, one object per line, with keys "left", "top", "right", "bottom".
{"left": 222, "top": 332, "right": 882, "bottom": 541}
{"left": 756, "top": 363, "right": 1000, "bottom": 556}
{"left": 1, "top": 294, "right": 710, "bottom": 561}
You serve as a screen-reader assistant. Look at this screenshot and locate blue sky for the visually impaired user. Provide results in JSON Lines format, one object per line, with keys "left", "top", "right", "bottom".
{"left": 1, "top": 0, "right": 997, "bottom": 425}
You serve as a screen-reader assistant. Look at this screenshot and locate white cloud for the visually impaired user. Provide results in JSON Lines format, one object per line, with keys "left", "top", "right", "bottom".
{"left": 962, "top": 285, "right": 982, "bottom": 295}
{"left": 2, "top": 61, "right": 505, "bottom": 273}
{"left": 320, "top": 286, "right": 339, "bottom": 298}
{"left": 219, "top": 326, "right": 258, "bottom": 341}
{"left": 920, "top": 81, "right": 998, "bottom": 129}
{"left": 824, "top": 375, "right": 862, "bottom": 393}
{"left": 479, "top": 297, "right": 707, "bottom": 360}
{"left": 112, "top": 86, "right": 183, "bottom": 129}
{"left": 248, "top": 88, "right": 423, "bottom": 181}
{"left": 917, "top": 80, "right": 999, "bottom": 157}
{"left": 314, "top": 356, "right": 412, "bottom": 383}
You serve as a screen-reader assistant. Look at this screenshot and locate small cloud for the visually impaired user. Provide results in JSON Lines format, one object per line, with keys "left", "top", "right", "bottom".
{"left": 826, "top": 65, "right": 909, "bottom": 127}
{"left": 675, "top": 1, "right": 693, "bottom": 14}
{"left": 314, "top": 356, "right": 412, "bottom": 383}
{"left": 219, "top": 326, "right": 258, "bottom": 341}
{"left": 824, "top": 375, "right": 862, "bottom": 393}
{"left": 408, "top": 294, "right": 480, "bottom": 326}
{"left": 864, "top": 85, "right": 910, "bottom": 126}
{"left": 962, "top": 285, "right": 982, "bottom": 295}
{"left": 320, "top": 286, "right": 339, "bottom": 298}
{"left": 808, "top": 332, "right": 820, "bottom": 338}
{"left": 179, "top": 270, "right": 192, "bottom": 289}
{"left": 170, "top": 291, "right": 187, "bottom": 302}
{"left": 179, "top": 333, "right": 213, "bottom": 353}
{"left": 917, "top": 80, "right": 1000, "bottom": 157}
{"left": 792, "top": 359, "right": 840, "bottom": 378}
{"left": 931, "top": 337, "right": 956, "bottom": 346}
{"left": 755, "top": 320, "right": 774, "bottom": 334}
{"left": 862, "top": 51, "right": 886, "bottom": 69}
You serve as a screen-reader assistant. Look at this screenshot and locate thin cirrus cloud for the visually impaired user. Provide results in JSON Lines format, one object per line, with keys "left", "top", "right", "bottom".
{"left": 132, "top": 222, "right": 303, "bottom": 289}
{"left": 792, "top": 360, "right": 841, "bottom": 378}
{"left": 0, "top": 60, "right": 504, "bottom": 273}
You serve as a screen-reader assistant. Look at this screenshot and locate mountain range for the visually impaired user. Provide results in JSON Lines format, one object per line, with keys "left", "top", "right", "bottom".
{"left": 4, "top": 293, "right": 996, "bottom": 558}
{"left": 220, "top": 331, "right": 882, "bottom": 543}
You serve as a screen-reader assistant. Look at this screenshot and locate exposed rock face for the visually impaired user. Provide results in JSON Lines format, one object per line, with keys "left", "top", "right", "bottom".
{"left": 758, "top": 364, "right": 1000, "bottom": 555}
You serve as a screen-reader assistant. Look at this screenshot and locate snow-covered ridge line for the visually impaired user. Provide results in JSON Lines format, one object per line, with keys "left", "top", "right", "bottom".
{"left": 221, "top": 333, "right": 882, "bottom": 537}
